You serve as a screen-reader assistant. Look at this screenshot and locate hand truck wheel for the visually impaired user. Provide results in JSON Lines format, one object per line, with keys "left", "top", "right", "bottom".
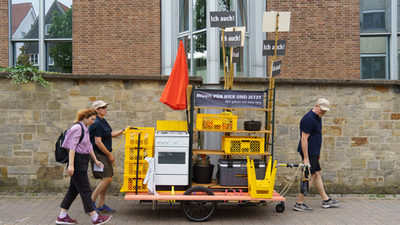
{"left": 275, "top": 201, "right": 285, "bottom": 213}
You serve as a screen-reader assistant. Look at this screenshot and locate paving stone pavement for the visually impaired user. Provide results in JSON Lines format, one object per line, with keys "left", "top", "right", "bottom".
{"left": 0, "top": 194, "right": 400, "bottom": 225}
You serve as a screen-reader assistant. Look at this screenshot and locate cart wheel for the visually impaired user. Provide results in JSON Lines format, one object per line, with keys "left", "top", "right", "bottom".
{"left": 275, "top": 202, "right": 285, "bottom": 213}
{"left": 181, "top": 186, "right": 217, "bottom": 222}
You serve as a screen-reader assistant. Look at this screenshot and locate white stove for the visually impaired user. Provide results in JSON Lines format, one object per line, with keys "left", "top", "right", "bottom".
{"left": 154, "top": 130, "right": 189, "bottom": 186}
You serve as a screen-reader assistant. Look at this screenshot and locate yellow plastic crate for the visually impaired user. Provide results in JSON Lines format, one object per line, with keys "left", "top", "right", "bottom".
{"left": 120, "top": 176, "right": 147, "bottom": 193}
{"left": 125, "top": 146, "right": 153, "bottom": 161}
{"left": 196, "top": 112, "right": 237, "bottom": 131}
{"left": 156, "top": 120, "right": 187, "bottom": 131}
{"left": 246, "top": 156, "right": 277, "bottom": 199}
{"left": 222, "top": 136, "right": 265, "bottom": 154}
{"left": 124, "top": 127, "right": 155, "bottom": 148}
{"left": 124, "top": 160, "right": 148, "bottom": 178}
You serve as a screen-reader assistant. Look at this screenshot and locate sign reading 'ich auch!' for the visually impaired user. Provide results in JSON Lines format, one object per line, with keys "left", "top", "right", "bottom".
{"left": 210, "top": 11, "right": 236, "bottom": 28}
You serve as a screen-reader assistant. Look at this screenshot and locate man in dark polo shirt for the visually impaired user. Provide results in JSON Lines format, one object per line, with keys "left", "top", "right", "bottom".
{"left": 293, "top": 98, "right": 340, "bottom": 212}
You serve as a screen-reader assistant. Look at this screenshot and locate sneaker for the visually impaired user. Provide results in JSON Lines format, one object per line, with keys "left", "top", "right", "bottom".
{"left": 322, "top": 198, "right": 340, "bottom": 208}
{"left": 55, "top": 215, "right": 77, "bottom": 224}
{"left": 92, "top": 214, "right": 112, "bottom": 225}
{"left": 98, "top": 204, "right": 115, "bottom": 213}
{"left": 293, "top": 202, "right": 313, "bottom": 212}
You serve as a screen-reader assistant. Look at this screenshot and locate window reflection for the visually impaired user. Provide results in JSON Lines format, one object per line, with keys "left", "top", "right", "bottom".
{"left": 11, "top": 0, "right": 38, "bottom": 39}
{"left": 11, "top": 0, "right": 73, "bottom": 72}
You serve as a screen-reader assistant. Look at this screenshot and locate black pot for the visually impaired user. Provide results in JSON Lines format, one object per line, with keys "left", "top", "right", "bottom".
{"left": 244, "top": 120, "right": 261, "bottom": 131}
{"left": 193, "top": 164, "right": 214, "bottom": 184}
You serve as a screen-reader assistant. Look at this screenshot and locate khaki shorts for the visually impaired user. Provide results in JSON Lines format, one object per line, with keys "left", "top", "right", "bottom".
{"left": 92, "top": 153, "right": 113, "bottom": 179}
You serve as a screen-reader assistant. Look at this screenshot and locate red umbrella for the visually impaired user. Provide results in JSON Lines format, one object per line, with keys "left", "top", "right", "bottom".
{"left": 160, "top": 40, "right": 189, "bottom": 110}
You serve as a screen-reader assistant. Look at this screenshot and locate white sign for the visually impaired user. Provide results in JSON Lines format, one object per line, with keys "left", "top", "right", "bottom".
{"left": 262, "top": 11, "right": 291, "bottom": 32}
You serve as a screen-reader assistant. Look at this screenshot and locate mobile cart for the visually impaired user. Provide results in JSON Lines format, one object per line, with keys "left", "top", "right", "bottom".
{"left": 123, "top": 85, "right": 286, "bottom": 222}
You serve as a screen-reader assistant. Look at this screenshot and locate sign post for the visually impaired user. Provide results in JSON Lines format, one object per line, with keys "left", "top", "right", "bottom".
{"left": 210, "top": 11, "right": 238, "bottom": 90}
{"left": 262, "top": 11, "right": 291, "bottom": 157}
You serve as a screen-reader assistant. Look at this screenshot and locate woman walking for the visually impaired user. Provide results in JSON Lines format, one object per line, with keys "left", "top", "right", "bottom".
{"left": 90, "top": 100, "right": 127, "bottom": 213}
{"left": 56, "top": 108, "right": 112, "bottom": 225}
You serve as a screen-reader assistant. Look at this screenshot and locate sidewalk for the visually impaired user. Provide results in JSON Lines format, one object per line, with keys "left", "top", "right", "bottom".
{"left": 0, "top": 194, "right": 399, "bottom": 225}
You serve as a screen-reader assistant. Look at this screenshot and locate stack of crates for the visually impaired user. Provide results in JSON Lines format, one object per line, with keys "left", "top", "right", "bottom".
{"left": 120, "top": 127, "right": 155, "bottom": 193}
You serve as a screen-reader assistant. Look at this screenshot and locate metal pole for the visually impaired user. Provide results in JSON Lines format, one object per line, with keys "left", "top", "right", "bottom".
{"left": 135, "top": 133, "right": 141, "bottom": 195}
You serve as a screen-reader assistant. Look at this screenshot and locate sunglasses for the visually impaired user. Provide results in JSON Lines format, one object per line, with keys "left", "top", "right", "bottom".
{"left": 98, "top": 106, "right": 107, "bottom": 109}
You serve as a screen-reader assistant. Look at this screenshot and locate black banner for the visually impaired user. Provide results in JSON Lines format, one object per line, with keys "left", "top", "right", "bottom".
{"left": 272, "top": 60, "right": 282, "bottom": 77}
{"left": 223, "top": 31, "right": 241, "bottom": 47}
{"left": 210, "top": 11, "right": 236, "bottom": 28}
{"left": 263, "top": 40, "right": 286, "bottom": 56}
{"left": 194, "top": 90, "right": 264, "bottom": 109}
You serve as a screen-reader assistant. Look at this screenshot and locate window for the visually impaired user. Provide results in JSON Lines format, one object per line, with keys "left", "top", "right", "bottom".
{"left": 10, "top": 0, "right": 72, "bottom": 73}
{"left": 162, "top": 0, "right": 265, "bottom": 83}
{"left": 360, "top": 37, "right": 387, "bottom": 79}
{"left": 44, "top": 24, "right": 51, "bottom": 35}
{"left": 29, "top": 53, "right": 38, "bottom": 65}
{"left": 359, "top": 0, "right": 396, "bottom": 80}
{"left": 177, "top": 0, "right": 207, "bottom": 80}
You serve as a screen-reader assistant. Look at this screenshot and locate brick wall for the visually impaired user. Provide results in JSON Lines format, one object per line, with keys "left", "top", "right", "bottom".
{"left": 0, "top": 0, "right": 8, "bottom": 67}
{"left": 268, "top": 0, "right": 360, "bottom": 79}
{"left": 72, "top": 0, "right": 161, "bottom": 75}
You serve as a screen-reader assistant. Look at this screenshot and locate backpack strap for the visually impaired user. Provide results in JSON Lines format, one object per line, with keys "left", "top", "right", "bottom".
{"left": 76, "top": 122, "right": 85, "bottom": 145}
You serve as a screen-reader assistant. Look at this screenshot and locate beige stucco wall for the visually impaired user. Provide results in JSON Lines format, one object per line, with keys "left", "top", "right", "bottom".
{"left": 0, "top": 74, "right": 400, "bottom": 194}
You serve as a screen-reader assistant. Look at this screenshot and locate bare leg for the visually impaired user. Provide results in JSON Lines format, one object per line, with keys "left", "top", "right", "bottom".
{"left": 92, "top": 177, "right": 112, "bottom": 204}
{"left": 296, "top": 171, "right": 314, "bottom": 203}
{"left": 312, "top": 171, "right": 329, "bottom": 201}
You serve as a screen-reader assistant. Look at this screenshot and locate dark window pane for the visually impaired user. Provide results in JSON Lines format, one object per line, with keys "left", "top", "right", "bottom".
{"left": 193, "top": 32, "right": 207, "bottom": 78}
{"left": 47, "top": 41, "right": 72, "bottom": 73}
{"left": 361, "top": 57, "right": 386, "bottom": 79}
{"left": 237, "top": 0, "right": 247, "bottom": 29}
{"left": 363, "top": 11, "right": 385, "bottom": 30}
{"left": 193, "top": 0, "right": 206, "bottom": 31}
{"left": 179, "top": 0, "right": 189, "bottom": 32}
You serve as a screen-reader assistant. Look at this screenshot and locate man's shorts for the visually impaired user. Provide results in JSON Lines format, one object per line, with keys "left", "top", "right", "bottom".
{"left": 91, "top": 153, "right": 113, "bottom": 179}
{"left": 300, "top": 154, "right": 321, "bottom": 174}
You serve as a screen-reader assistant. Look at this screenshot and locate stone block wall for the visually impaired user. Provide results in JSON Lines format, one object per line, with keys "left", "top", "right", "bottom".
{"left": 0, "top": 75, "right": 400, "bottom": 194}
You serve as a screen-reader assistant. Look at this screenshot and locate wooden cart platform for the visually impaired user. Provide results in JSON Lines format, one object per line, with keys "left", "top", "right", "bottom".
{"left": 125, "top": 190, "right": 285, "bottom": 202}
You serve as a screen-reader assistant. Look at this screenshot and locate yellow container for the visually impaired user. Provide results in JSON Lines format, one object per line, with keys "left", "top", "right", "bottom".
{"left": 156, "top": 120, "right": 187, "bottom": 131}
{"left": 124, "top": 127, "right": 155, "bottom": 148}
{"left": 246, "top": 156, "right": 277, "bottom": 199}
{"left": 124, "top": 160, "right": 148, "bottom": 178}
{"left": 120, "top": 176, "right": 147, "bottom": 193}
{"left": 222, "top": 136, "right": 265, "bottom": 154}
{"left": 125, "top": 146, "right": 153, "bottom": 161}
{"left": 196, "top": 112, "right": 237, "bottom": 131}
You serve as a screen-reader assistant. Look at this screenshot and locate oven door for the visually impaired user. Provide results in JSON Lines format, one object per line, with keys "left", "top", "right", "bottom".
{"left": 155, "top": 147, "right": 188, "bottom": 175}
